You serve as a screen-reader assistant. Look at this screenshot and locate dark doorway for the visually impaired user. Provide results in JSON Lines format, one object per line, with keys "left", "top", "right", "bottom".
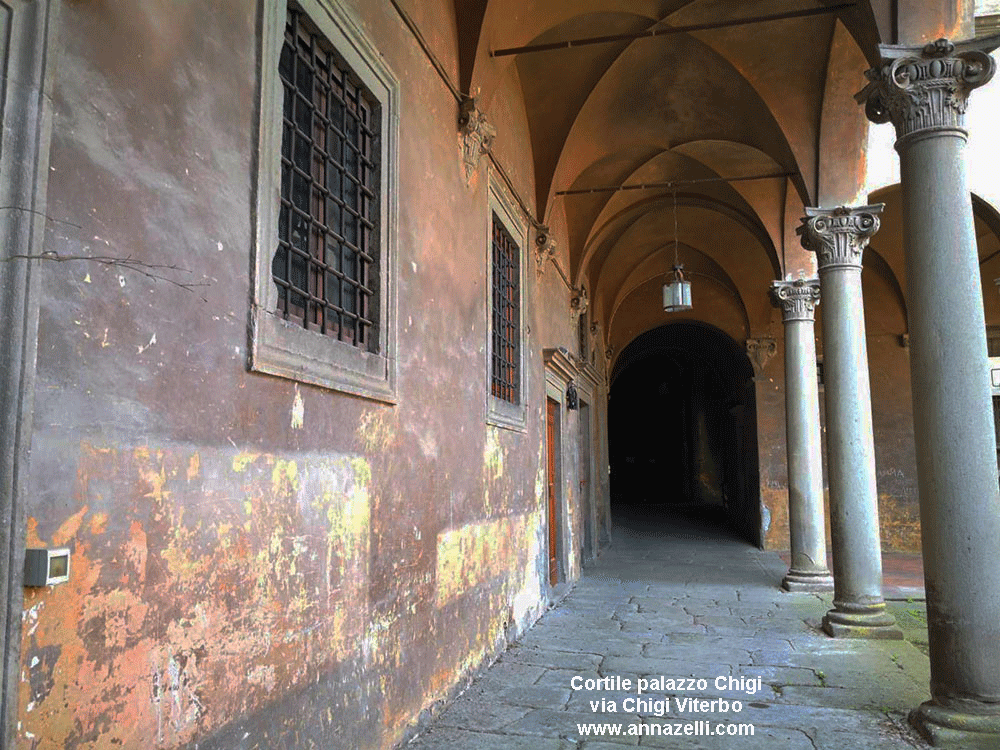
{"left": 609, "top": 322, "right": 761, "bottom": 546}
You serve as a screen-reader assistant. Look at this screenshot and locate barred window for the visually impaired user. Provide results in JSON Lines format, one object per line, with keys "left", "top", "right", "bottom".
{"left": 251, "top": 0, "right": 398, "bottom": 402}
{"left": 273, "top": 6, "right": 380, "bottom": 350}
{"left": 491, "top": 212, "right": 520, "bottom": 404}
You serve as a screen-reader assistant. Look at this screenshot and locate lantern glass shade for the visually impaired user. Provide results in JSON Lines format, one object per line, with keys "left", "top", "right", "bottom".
{"left": 663, "top": 267, "right": 692, "bottom": 312}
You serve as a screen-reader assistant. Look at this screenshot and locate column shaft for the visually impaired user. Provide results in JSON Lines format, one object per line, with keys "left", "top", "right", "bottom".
{"left": 772, "top": 280, "right": 832, "bottom": 591}
{"left": 901, "top": 132, "right": 1000, "bottom": 724}
{"left": 798, "top": 207, "right": 901, "bottom": 639}
{"left": 861, "top": 37, "right": 1000, "bottom": 746}
{"left": 819, "top": 267, "right": 887, "bottom": 611}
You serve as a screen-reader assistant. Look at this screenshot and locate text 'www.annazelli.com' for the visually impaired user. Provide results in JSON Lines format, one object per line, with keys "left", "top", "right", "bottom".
{"left": 576, "top": 721, "right": 755, "bottom": 738}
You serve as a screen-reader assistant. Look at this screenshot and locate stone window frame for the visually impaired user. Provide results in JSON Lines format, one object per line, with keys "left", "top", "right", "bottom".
{"left": 486, "top": 170, "right": 528, "bottom": 431}
{"left": 251, "top": 0, "right": 399, "bottom": 403}
{"left": 1, "top": 3, "right": 60, "bottom": 744}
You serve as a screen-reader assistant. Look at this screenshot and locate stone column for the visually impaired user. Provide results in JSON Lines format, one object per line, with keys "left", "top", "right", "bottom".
{"left": 798, "top": 207, "right": 902, "bottom": 639}
{"left": 771, "top": 279, "right": 833, "bottom": 592}
{"left": 860, "top": 37, "right": 1000, "bottom": 747}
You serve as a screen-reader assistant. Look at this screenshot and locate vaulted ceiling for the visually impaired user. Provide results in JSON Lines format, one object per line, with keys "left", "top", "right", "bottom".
{"left": 450, "top": 0, "right": 976, "bottom": 358}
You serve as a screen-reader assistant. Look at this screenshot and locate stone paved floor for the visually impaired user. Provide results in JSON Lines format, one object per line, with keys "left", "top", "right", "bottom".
{"left": 405, "top": 508, "right": 932, "bottom": 749}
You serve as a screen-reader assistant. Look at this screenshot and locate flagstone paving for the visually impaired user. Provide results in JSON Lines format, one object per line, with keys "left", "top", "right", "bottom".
{"left": 403, "top": 509, "right": 931, "bottom": 749}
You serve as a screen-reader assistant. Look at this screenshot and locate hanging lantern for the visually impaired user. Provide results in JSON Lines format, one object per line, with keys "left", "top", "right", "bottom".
{"left": 662, "top": 189, "right": 692, "bottom": 312}
{"left": 663, "top": 264, "right": 692, "bottom": 312}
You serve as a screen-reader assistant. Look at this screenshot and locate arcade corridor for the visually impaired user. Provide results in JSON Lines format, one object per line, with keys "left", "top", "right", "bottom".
{"left": 5, "top": 1, "right": 1000, "bottom": 748}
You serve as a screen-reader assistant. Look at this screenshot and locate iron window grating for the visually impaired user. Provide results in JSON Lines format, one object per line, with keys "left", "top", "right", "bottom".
{"left": 492, "top": 212, "right": 520, "bottom": 404}
{"left": 273, "top": 5, "right": 381, "bottom": 351}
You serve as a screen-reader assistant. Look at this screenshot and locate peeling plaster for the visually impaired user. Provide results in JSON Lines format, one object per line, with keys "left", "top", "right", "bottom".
{"left": 18, "top": 444, "right": 372, "bottom": 748}
{"left": 290, "top": 386, "right": 304, "bottom": 430}
{"left": 435, "top": 512, "right": 537, "bottom": 607}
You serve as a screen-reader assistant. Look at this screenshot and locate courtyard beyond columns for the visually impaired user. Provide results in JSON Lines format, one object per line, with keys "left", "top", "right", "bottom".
{"left": 403, "top": 509, "right": 932, "bottom": 749}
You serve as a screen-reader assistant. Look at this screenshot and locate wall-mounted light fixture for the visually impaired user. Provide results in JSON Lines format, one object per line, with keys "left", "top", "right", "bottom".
{"left": 566, "top": 381, "right": 579, "bottom": 410}
{"left": 24, "top": 547, "right": 71, "bottom": 587}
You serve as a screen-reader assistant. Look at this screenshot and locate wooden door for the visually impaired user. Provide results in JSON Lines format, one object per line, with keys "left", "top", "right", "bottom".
{"left": 579, "top": 401, "right": 593, "bottom": 562}
{"left": 993, "top": 396, "right": 1000, "bottom": 471}
{"left": 547, "top": 398, "right": 559, "bottom": 586}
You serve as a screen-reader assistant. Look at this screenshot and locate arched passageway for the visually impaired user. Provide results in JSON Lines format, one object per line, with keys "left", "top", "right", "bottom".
{"left": 609, "top": 322, "right": 760, "bottom": 546}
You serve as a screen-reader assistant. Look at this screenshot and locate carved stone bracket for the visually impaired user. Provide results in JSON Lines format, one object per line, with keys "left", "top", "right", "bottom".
{"left": 797, "top": 205, "right": 883, "bottom": 272}
{"left": 459, "top": 98, "right": 495, "bottom": 182}
{"left": 746, "top": 337, "right": 777, "bottom": 377}
{"left": 534, "top": 226, "right": 556, "bottom": 277}
{"left": 771, "top": 278, "right": 821, "bottom": 323}
{"left": 570, "top": 285, "right": 589, "bottom": 320}
{"left": 856, "top": 37, "right": 997, "bottom": 142}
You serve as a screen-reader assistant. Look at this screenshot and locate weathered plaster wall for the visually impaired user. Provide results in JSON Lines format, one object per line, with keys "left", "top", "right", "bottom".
{"left": 16, "top": 1, "right": 578, "bottom": 748}
{"left": 756, "top": 334, "right": 791, "bottom": 551}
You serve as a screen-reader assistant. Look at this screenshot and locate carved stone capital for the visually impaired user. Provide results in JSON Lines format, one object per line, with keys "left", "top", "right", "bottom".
{"left": 459, "top": 98, "right": 495, "bottom": 182}
{"left": 534, "top": 226, "right": 556, "bottom": 277}
{"left": 570, "top": 285, "right": 589, "bottom": 320}
{"left": 771, "top": 278, "right": 821, "bottom": 323}
{"left": 797, "top": 205, "right": 883, "bottom": 272}
{"left": 746, "top": 337, "right": 777, "bottom": 377}
{"left": 856, "top": 37, "right": 996, "bottom": 142}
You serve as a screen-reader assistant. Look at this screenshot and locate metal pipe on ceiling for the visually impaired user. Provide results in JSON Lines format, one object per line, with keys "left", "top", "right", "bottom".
{"left": 491, "top": 4, "right": 856, "bottom": 57}
{"left": 555, "top": 172, "right": 795, "bottom": 196}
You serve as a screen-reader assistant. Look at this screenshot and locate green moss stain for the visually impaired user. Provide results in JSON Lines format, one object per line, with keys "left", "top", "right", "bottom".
{"left": 231, "top": 451, "right": 258, "bottom": 474}
{"left": 357, "top": 411, "right": 393, "bottom": 453}
{"left": 21, "top": 445, "right": 376, "bottom": 749}
{"left": 484, "top": 427, "right": 504, "bottom": 483}
{"left": 271, "top": 459, "right": 300, "bottom": 496}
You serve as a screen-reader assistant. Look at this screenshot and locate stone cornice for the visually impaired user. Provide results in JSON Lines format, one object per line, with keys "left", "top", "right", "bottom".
{"left": 771, "top": 278, "right": 821, "bottom": 323}
{"left": 543, "top": 346, "right": 576, "bottom": 385}
{"left": 797, "top": 205, "right": 883, "bottom": 272}
{"left": 856, "top": 37, "right": 997, "bottom": 143}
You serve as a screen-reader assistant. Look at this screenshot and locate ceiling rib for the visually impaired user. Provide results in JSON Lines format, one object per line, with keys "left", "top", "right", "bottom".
{"left": 490, "top": 4, "right": 856, "bottom": 57}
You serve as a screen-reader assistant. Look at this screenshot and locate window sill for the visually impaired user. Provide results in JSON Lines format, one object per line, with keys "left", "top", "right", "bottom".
{"left": 251, "top": 311, "right": 396, "bottom": 403}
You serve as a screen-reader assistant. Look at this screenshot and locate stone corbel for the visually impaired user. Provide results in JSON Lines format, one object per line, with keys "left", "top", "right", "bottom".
{"left": 534, "top": 226, "right": 556, "bottom": 277}
{"left": 746, "top": 337, "right": 777, "bottom": 377}
{"left": 570, "top": 285, "right": 589, "bottom": 321}
{"left": 458, "top": 98, "right": 495, "bottom": 182}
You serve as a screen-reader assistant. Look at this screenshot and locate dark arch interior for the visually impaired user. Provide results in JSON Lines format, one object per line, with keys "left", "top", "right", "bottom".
{"left": 609, "top": 322, "right": 761, "bottom": 546}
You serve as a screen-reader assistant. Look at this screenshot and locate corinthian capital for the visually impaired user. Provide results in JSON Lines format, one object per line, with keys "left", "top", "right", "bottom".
{"left": 771, "top": 278, "right": 821, "bottom": 322}
{"left": 797, "top": 205, "right": 883, "bottom": 271}
{"left": 855, "top": 37, "right": 997, "bottom": 142}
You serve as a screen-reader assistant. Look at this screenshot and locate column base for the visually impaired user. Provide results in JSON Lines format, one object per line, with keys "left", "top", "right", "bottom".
{"left": 822, "top": 602, "right": 903, "bottom": 639}
{"left": 781, "top": 569, "right": 834, "bottom": 592}
{"left": 910, "top": 700, "right": 1000, "bottom": 748}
